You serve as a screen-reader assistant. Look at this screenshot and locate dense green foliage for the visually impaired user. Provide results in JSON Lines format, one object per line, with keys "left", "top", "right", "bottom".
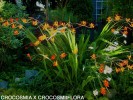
{"left": 1, "top": 1, "right": 133, "bottom": 100}
{"left": 106, "top": 0, "right": 133, "bottom": 18}
{"left": 67, "top": 0, "right": 93, "bottom": 21}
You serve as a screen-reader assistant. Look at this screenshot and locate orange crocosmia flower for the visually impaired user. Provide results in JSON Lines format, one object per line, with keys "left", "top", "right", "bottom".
{"left": 3, "top": 21, "right": 9, "bottom": 26}
{"left": 50, "top": 55, "right": 56, "bottom": 60}
{"left": 115, "top": 68, "right": 121, "bottom": 73}
{"left": 123, "top": 27, "right": 128, "bottom": 31}
{"left": 71, "top": 28, "right": 76, "bottom": 33}
{"left": 60, "top": 22, "right": 66, "bottom": 26}
{"left": 111, "top": 28, "right": 115, "bottom": 33}
{"left": 130, "top": 22, "right": 133, "bottom": 27}
{"left": 27, "top": 53, "right": 32, "bottom": 61}
{"left": 53, "top": 21, "right": 59, "bottom": 27}
{"left": 32, "top": 20, "right": 38, "bottom": 26}
{"left": 127, "top": 65, "right": 133, "bottom": 70}
{"left": 103, "top": 80, "right": 109, "bottom": 87}
{"left": 60, "top": 29, "right": 66, "bottom": 33}
{"left": 10, "top": 18, "right": 14, "bottom": 23}
{"left": 5, "top": 21, "right": 9, "bottom": 26}
{"left": 60, "top": 53, "right": 67, "bottom": 59}
{"left": 100, "top": 64, "right": 104, "bottom": 67}
{"left": 33, "top": 40, "right": 40, "bottom": 46}
{"left": 38, "top": 35, "right": 46, "bottom": 41}
{"left": 89, "top": 23, "right": 95, "bottom": 28}
{"left": 122, "top": 60, "right": 128, "bottom": 65}
{"left": 67, "top": 23, "right": 71, "bottom": 27}
{"left": 106, "top": 16, "right": 112, "bottom": 22}
{"left": 42, "top": 23, "right": 50, "bottom": 30}
{"left": 14, "top": 30, "right": 19, "bottom": 35}
{"left": 121, "top": 67, "right": 125, "bottom": 72}
{"left": 18, "top": 25, "right": 23, "bottom": 29}
{"left": 125, "top": 18, "right": 130, "bottom": 22}
{"left": 99, "top": 65, "right": 104, "bottom": 73}
{"left": 119, "top": 62, "right": 125, "bottom": 67}
{"left": 53, "top": 60, "right": 58, "bottom": 67}
{"left": 91, "top": 54, "right": 96, "bottom": 60}
{"left": 127, "top": 55, "right": 131, "bottom": 60}
{"left": 0, "top": 17, "right": 4, "bottom": 21}
{"left": 15, "top": 18, "right": 19, "bottom": 21}
{"left": 81, "top": 21, "right": 87, "bottom": 26}
{"left": 123, "top": 31, "right": 128, "bottom": 35}
{"left": 21, "top": 18, "right": 27, "bottom": 23}
{"left": 11, "top": 24, "right": 16, "bottom": 28}
{"left": 100, "top": 87, "right": 106, "bottom": 95}
{"left": 115, "top": 14, "right": 121, "bottom": 21}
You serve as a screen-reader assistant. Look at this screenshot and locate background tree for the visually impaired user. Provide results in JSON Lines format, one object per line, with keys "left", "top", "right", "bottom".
{"left": 106, "top": 0, "right": 133, "bottom": 18}
{"left": 67, "top": 0, "right": 93, "bottom": 21}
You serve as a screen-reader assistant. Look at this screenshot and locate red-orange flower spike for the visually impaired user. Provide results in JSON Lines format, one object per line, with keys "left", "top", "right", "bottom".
{"left": 115, "top": 14, "right": 121, "bottom": 21}
{"left": 123, "top": 27, "right": 128, "bottom": 31}
{"left": 50, "top": 55, "right": 56, "bottom": 60}
{"left": 130, "top": 22, "right": 133, "bottom": 27}
{"left": 103, "top": 80, "right": 109, "bottom": 87}
{"left": 33, "top": 40, "right": 40, "bottom": 46}
{"left": 21, "top": 18, "right": 27, "bottom": 23}
{"left": 60, "top": 53, "right": 67, "bottom": 59}
{"left": 99, "top": 64, "right": 104, "bottom": 73}
{"left": 10, "top": 18, "right": 14, "bottom": 23}
{"left": 32, "top": 20, "right": 38, "bottom": 26}
{"left": 100, "top": 87, "right": 106, "bottom": 95}
{"left": 81, "top": 21, "right": 87, "bottom": 26}
{"left": 15, "top": 18, "right": 19, "bottom": 21}
{"left": 18, "top": 25, "right": 23, "bottom": 29}
{"left": 111, "top": 28, "right": 115, "bottom": 33}
{"left": 122, "top": 60, "right": 128, "bottom": 65}
{"left": 89, "top": 23, "right": 95, "bottom": 28}
{"left": 14, "top": 30, "right": 19, "bottom": 35}
{"left": 106, "top": 16, "right": 112, "bottom": 22}
{"left": 91, "top": 54, "right": 96, "bottom": 60}
{"left": 123, "top": 31, "right": 128, "bottom": 35}
{"left": 125, "top": 18, "right": 130, "bottom": 22}
{"left": 38, "top": 35, "right": 46, "bottom": 41}
{"left": 53, "top": 60, "right": 58, "bottom": 67}
{"left": 127, "top": 65, "right": 133, "bottom": 70}
{"left": 53, "top": 21, "right": 59, "bottom": 27}
{"left": 116, "top": 68, "right": 121, "bottom": 73}
{"left": 3, "top": 21, "right": 9, "bottom": 26}
{"left": 119, "top": 62, "right": 125, "bottom": 67}
{"left": 11, "top": 24, "right": 16, "bottom": 28}
{"left": 27, "top": 53, "right": 32, "bottom": 61}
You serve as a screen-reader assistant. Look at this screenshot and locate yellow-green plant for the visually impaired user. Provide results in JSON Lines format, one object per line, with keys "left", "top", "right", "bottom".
{"left": 0, "top": 0, "right": 5, "bottom": 12}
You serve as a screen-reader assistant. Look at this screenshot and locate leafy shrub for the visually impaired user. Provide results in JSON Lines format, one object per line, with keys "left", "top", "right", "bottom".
{"left": 0, "top": 1, "right": 28, "bottom": 19}
{"left": 1, "top": 9, "right": 133, "bottom": 100}
{"left": 21, "top": 15, "right": 133, "bottom": 99}
{"left": 0, "top": 2, "right": 28, "bottom": 70}
{"left": 67, "top": 0, "right": 93, "bottom": 21}
{"left": 105, "top": 0, "right": 133, "bottom": 18}
{"left": 0, "top": 0, "right": 5, "bottom": 12}
{"left": 49, "top": 7, "right": 78, "bottom": 22}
